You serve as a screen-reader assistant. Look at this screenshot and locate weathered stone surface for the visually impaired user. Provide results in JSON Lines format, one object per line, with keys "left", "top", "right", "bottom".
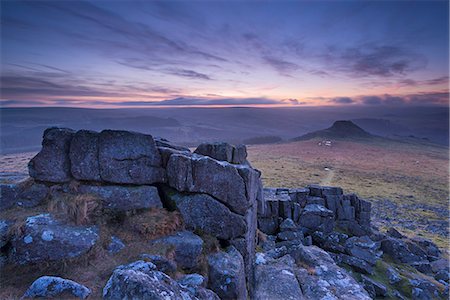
{"left": 166, "top": 153, "right": 194, "bottom": 191}
{"left": 11, "top": 214, "right": 98, "bottom": 264}
{"left": 155, "top": 138, "right": 190, "bottom": 152}
{"left": 361, "top": 275, "right": 388, "bottom": 298}
{"left": 69, "top": 130, "right": 101, "bottom": 181}
{"left": 190, "top": 156, "right": 249, "bottom": 215}
{"left": 151, "top": 231, "right": 203, "bottom": 270}
{"left": 308, "top": 185, "right": 343, "bottom": 197}
{"left": 232, "top": 144, "right": 248, "bottom": 164}
{"left": 78, "top": 184, "right": 162, "bottom": 212}
{"left": 29, "top": 128, "right": 75, "bottom": 183}
{"left": 431, "top": 258, "right": 449, "bottom": 273}
{"left": 171, "top": 193, "right": 246, "bottom": 240}
{"left": 279, "top": 218, "right": 296, "bottom": 231}
{"left": 0, "top": 184, "right": 17, "bottom": 210}
{"left": 207, "top": 246, "right": 247, "bottom": 300}
{"left": 299, "top": 204, "right": 334, "bottom": 234}
{"left": 344, "top": 235, "right": 382, "bottom": 265}
{"left": 140, "top": 254, "right": 177, "bottom": 276}
{"left": 409, "top": 278, "right": 440, "bottom": 300}
{"left": 255, "top": 254, "right": 303, "bottom": 300}
{"left": 23, "top": 276, "right": 91, "bottom": 299}
{"left": 412, "top": 237, "right": 441, "bottom": 258}
{"left": 16, "top": 182, "right": 49, "bottom": 208}
{"left": 107, "top": 236, "right": 125, "bottom": 254}
{"left": 311, "top": 231, "right": 348, "bottom": 254}
{"left": 98, "top": 130, "right": 164, "bottom": 184}
{"left": 194, "top": 142, "right": 234, "bottom": 162}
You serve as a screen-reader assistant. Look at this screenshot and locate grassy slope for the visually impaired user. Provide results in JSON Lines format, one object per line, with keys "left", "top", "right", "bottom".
{"left": 248, "top": 138, "right": 449, "bottom": 249}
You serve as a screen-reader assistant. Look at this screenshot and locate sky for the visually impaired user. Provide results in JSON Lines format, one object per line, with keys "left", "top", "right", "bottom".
{"left": 1, "top": 0, "right": 449, "bottom": 108}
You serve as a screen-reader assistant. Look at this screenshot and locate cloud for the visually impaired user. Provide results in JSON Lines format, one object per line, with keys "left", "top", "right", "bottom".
{"left": 329, "top": 97, "right": 354, "bottom": 104}
{"left": 262, "top": 56, "right": 299, "bottom": 76}
{"left": 167, "top": 69, "right": 212, "bottom": 80}
{"left": 281, "top": 98, "right": 301, "bottom": 105}
{"left": 361, "top": 95, "right": 383, "bottom": 105}
{"left": 324, "top": 44, "right": 427, "bottom": 77}
{"left": 153, "top": 97, "right": 282, "bottom": 106}
{"left": 398, "top": 76, "right": 449, "bottom": 87}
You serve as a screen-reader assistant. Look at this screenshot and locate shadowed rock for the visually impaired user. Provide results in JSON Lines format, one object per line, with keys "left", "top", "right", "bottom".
{"left": 28, "top": 128, "right": 75, "bottom": 183}
{"left": 70, "top": 130, "right": 101, "bottom": 181}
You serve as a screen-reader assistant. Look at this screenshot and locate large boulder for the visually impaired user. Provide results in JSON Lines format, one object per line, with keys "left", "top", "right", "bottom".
{"left": 28, "top": 128, "right": 75, "bottom": 183}
{"left": 150, "top": 231, "right": 203, "bottom": 270}
{"left": 98, "top": 130, "right": 165, "bottom": 184}
{"left": 169, "top": 193, "right": 246, "bottom": 240}
{"left": 0, "top": 220, "right": 11, "bottom": 248}
{"left": 11, "top": 214, "right": 98, "bottom": 264}
{"left": 69, "top": 130, "right": 101, "bottom": 181}
{"left": 361, "top": 275, "right": 388, "bottom": 298}
{"left": 254, "top": 254, "right": 304, "bottom": 300}
{"left": 207, "top": 246, "right": 247, "bottom": 300}
{"left": 23, "top": 276, "right": 91, "bottom": 299}
{"left": 78, "top": 184, "right": 162, "bottom": 212}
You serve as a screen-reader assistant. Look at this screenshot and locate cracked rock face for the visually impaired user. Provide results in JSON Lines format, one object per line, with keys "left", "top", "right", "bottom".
{"left": 98, "top": 130, "right": 165, "bottom": 184}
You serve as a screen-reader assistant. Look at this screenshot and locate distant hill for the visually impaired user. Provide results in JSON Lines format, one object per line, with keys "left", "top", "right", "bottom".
{"left": 243, "top": 136, "right": 282, "bottom": 145}
{"left": 292, "top": 120, "right": 373, "bottom": 141}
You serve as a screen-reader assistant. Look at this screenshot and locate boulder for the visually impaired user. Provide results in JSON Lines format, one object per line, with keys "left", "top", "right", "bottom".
{"left": 254, "top": 255, "right": 304, "bottom": 300}
{"left": 194, "top": 142, "right": 248, "bottom": 164}
{"left": 69, "top": 130, "right": 101, "bottom": 181}
{"left": 103, "top": 268, "right": 192, "bottom": 300}
{"left": 140, "top": 254, "right": 177, "bottom": 276}
{"left": 361, "top": 275, "right": 388, "bottom": 298}
{"left": 207, "top": 246, "right": 247, "bottom": 300}
{"left": 150, "top": 231, "right": 203, "bottom": 270}
{"left": 308, "top": 185, "right": 343, "bottom": 197}
{"left": 11, "top": 214, "right": 98, "bottom": 264}
{"left": 169, "top": 193, "right": 246, "bottom": 240}
{"left": 338, "top": 253, "right": 374, "bottom": 274}
{"left": 431, "top": 258, "right": 449, "bottom": 273}
{"left": 155, "top": 138, "right": 190, "bottom": 152}
{"left": 298, "top": 204, "right": 334, "bottom": 234}
{"left": 435, "top": 270, "right": 449, "bottom": 282}
{"left": 412, "top": 238, "right": 441, "bottom": 258}
{"left": 114, "top": 260, "right": 157, "bottom": 274}
{"left": 98, "top": 130, "right": 165, "bottom": 184}
{"left": 257, "top": 217, "right": 278, "bottom": 235}
{"left": 292, "top": 245, "right": 371, "bottom": 300}
{"left": 409, "top": 279, "right": 440, "bottom": 300}
{"left": 28, "top": 128, "right": 75, "bottom": 183}
{"left": 78, "top": 184, "right": 162, "bottom": 212}
{"left": 311, "top": 231, "right": 347, "bottom": 254}
{"left": 344, "top": 235, "right": 382, "bottom": 265}
{"left": 23, "top": 276, "right": 91, "bottom": 299}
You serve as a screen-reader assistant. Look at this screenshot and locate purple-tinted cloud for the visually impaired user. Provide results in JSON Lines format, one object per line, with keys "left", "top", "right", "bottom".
{"left": 329, "top": 97, "right": 354, "bottom": 104}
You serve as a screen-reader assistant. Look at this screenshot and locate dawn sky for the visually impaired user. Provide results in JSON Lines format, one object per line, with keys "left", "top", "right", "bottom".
{"left": 1, "top": 0, "right": 449, "bottom": 107}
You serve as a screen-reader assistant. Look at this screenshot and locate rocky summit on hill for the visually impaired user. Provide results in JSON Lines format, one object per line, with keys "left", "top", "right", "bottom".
{"left": 293, "top": 120, "right": 374, "bottom": 141}
{"left": 0, "top": 127, "right": 448, "bottom": 299}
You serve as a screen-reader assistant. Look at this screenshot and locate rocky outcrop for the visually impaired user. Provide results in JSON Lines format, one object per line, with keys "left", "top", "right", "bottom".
{"left": 258, "top": 185, "right": 371, "bottom": 237}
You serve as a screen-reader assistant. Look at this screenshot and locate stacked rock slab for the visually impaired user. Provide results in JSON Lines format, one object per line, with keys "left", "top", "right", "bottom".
{"left": 26, "top": 127, "right": 262, "bottom": 294}
{"left": 258, "top": 185, "right": 371, "bottom": 236}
